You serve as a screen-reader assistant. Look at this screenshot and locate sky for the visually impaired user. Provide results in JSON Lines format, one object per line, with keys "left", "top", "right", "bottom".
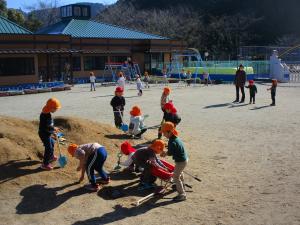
{"left": 6, "top": 0, "right": 118, "bottom": 11}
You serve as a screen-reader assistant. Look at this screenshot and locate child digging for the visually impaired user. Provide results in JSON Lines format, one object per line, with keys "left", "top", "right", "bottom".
{"left": 160, "top": 122, "right": 188, "bottom": 201}
{"left": 267, "top": 79, "right": 277, "bottom": 106}
{"left": 128, "top": 105, "right": 148, "bottom": 139}
{"left": 245, "top": 80, "right": 257, "bottom": 104}
{"left": 132, "top": 139, "right": 168, "bottom": 189}
{"left": 68, "top": 143, "right": 110, "bottom": 191}
{"left": 110, "top": 86, "right": 126, "bottom": 129}
{"left": 38, "top": 98, "right": 61, "bottom": 170}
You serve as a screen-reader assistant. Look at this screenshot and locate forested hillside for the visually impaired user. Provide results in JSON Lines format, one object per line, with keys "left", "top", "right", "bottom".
{"left": 97, "top": 0, "right": 300, "bottom": 58}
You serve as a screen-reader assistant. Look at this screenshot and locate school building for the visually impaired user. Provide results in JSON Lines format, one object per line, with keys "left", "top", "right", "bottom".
{"left": 0, "top": 4, "right": 186, "bottom": 86}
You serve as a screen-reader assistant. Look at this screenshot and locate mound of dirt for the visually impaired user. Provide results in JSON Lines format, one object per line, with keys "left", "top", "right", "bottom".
{"left": 0, "top": 115, "right": 153, "bottom": 184}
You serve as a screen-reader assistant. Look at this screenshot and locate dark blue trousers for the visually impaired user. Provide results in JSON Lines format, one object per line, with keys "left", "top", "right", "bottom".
{"left": 86, "top": 147, "right": 108, "bottom": 185}
{"left": 39, "top": 133, "right": 55, "bottom": 165}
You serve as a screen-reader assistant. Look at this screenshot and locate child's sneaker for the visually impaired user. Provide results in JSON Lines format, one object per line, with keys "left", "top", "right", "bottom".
{"left": 173, "top": 194, "right": 187, "bottom": 201}
{"left": 98, "top": 177, "right": 110, "bottom": 185}
{"left": 85, "top": 184, "right": 100, "bottom": 192}
{"left": 49, "top": 155, "right": 58, "bottom": 163}
{"left": 40, "top": 164, "right": 53, "bottom": 170}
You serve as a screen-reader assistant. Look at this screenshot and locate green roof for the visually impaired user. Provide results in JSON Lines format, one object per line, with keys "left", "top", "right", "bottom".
{"left": 0, "top": 15, "right": 32, "bottom": 34}
{"left": 37, "top": 19, "right": 168, "bottom": 40}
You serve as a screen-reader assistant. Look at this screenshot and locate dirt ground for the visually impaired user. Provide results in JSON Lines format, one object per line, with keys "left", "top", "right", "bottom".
{"left": 0, "top": 83, "right": 299, "bottom": 225}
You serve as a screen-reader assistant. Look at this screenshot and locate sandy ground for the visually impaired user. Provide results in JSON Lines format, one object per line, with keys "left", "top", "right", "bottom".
{"left": 0, "top": 82, "right": 300, "bottom": 225}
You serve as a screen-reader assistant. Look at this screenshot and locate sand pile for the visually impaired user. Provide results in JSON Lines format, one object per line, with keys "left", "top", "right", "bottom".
{"left": 0, "top": 115, "right": 153, "bottom": 184}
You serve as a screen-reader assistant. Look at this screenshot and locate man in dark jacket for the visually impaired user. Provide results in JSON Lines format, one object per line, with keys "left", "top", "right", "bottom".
{"left": 233, "top": 64, "right": 247, "bottom": 103}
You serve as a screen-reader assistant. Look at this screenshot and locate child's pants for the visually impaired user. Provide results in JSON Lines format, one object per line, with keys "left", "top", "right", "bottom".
{"left": 90, "top": 82, "right": 95, "bottom": 91}
{"left": 271, "top": 92, "right": 276, "bottom": 104}
{"left": 173, "top": 160, "right": 188, "bottom": 196}
{"left": 113, "top": 111, "right": 123, "bottom": 128}
{"left": 250, "top": 94, "right": 255, "bottom": 103}
{"left": 86, "top": 147, "right": 108, "bottom": 185}
{"left": 39, "top": 133, "right": 55, "bottom": 165}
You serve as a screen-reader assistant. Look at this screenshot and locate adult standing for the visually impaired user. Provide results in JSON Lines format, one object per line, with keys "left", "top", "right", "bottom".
{"left": 233, "top": 64, "right": 246, "bottom": 103}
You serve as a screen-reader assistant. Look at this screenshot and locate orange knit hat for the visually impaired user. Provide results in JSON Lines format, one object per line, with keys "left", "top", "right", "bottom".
{"left": 130, "top": 106, "right": 141, "bottom": 116}
{"left": 42, "top": 98, "right": 61, "bottom": 113}
{"left": 68, "top": 144, "right": 78, "bottom": 157}
{"left": 163, "top": 87, "right": 171, "bottom": 95}
{"left": 161, "top": 122, "right": 178, "bottom": 136}
{"left": 150, "top": 139, "right": 165, "bottom": 154}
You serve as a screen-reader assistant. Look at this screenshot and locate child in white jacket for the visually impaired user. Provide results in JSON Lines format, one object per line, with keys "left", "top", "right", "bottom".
{"left": 128, "top": 105, "right": 147, "bottom": 138}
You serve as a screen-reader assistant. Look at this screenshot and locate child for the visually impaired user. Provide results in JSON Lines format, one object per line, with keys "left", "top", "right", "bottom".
{"left": 203, "top": 71, "right": 209, "bottom": 86}
{"left": 68, "top": 143, "right": 110, "bottom": 191}
{"left": 163, "top": 102, "right": 181, "bottom": 126}
{"left": 245, "top": 80, "right": 257, "bottom": 104}
{"left": 89, "top": 72, "right": 96, "bottom": 91}
{"left": 160, "top": 87, "right": 171, "bottom": 111}
{"left": 186, "top": 70, "right": 192, "bottom": 86}
{"left": 132, "top": 139, "right": 168, "bottom": 189}
{"left": 38, "top": 98, "right": 61, "bottom": 170}
{"left": 119, "top": 141, "right": 137, "bottom": 171}
{"left": 267, "top": 79, "right": 277, "bottom": 106}
{"left": 162, "top": 69, "right": 168, "bottom": 86}
{"left": 160, "top": 122, "right": 188, "bottom": 201}
{"left": 158, "top": 87, "right": 171, "bottom": 138}
{"left": 143, "top": 71, "right": 150, "bottom": 88}
{"left": 128, "top": 105, "right": 148, "bottom": 138}
{"left": 117, "top": 72, "right": 126, "bottom": 90}
{"left": 136, "top": 75, "right": 143, "bottom": 96}
{"left": 110, "top": 86, "right": 126, "bottom": 128}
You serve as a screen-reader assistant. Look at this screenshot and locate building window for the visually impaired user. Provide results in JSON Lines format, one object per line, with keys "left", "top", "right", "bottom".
{"left": 82, "top": 7, "right": 88, "bottom": 17}
{"left": 84, "top": 56, "right": 107, "bottom": 70}
{"left": 67, "top": 6, "right": 72, "bottom": 17}
{"left": 110, "top": 56, "right": 128, "bottom": 63}
{"left": 74, "top": 6, "right": 81, "bottom": 17}
{"left": 72, "top": 57, "right": 81, "bottom": 71}
{"left": 0, "top": 57, "right": 35, "bottom": 76}
{"left": 61, "top": 6, "right": 67, "bottom": 17}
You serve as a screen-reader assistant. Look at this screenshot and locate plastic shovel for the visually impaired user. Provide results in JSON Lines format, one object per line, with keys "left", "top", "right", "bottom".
{"left": 55, "top": 134, "right": 67, "bottom": 168}
{"left": 118, "top": 109, "right": 129, "bottom": 132}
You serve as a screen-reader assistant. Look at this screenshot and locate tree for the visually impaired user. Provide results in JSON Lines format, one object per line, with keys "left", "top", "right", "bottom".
{"left": 7, "top": 9, "right": 25, "bottom": 26}
{"left": 24, "top": 13, "right": 43, "bottom": 32}
{"left": 0, "top": 0, "right": 7, "bottom": 17}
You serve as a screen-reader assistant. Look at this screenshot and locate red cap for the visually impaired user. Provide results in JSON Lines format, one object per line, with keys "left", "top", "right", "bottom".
{"left": 120, "top": 141, "right": 136, "bottom": 155}
{"left": 163, "top": 102, "right": 177, "bottom": 114}
{"left": 115, "top": 86, "right": 124, "bottom": 93}
{"left": 249, "top": 80, "right": 254, "bottom": 84}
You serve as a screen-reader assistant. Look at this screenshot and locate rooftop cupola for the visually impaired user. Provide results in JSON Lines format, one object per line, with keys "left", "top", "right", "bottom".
{"left": 60, "top": 4, "right": 91, "bottom": 20}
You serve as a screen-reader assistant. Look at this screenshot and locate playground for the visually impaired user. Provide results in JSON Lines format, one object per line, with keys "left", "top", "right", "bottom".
{"left": 0, "top": 83, "right": 300, "bottom": 225}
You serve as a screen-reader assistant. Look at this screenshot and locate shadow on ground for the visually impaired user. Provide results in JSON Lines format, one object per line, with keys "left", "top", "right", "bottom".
{"left": 74, "top": 189, "right": 176, "bottom": 225}
{"left": 250, "top": 105, "right": 271, "bottom": 110}
{"left": 105, "top": 134, "right": 130, "bottom": 140}
{"left": 203, "top": 103, "right": 232, "bottom": 109}
{"left": 0, "top": 159, "right": 42, "bottom": 184}
{"left": 16, "top": 182, "right": 86, "bottom": 214}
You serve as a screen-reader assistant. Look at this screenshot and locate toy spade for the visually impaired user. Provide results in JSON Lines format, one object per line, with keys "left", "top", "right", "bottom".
{"left": 114, "top": 152, "right": 122, "bottom": 170}
{"left": 55, "top": 134, "right": 67, "bottom": 168}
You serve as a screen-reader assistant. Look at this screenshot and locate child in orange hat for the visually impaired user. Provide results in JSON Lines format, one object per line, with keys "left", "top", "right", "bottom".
{"left": 245, "top": 80, "right": 257, "bottom": 104}
{"left": 158, "top": 87, "right": 172, "bottom": 138}
{"left": 132, "top": 139, "right": 168, "bottom": 189}
{"left": 160, "top": 122, "right": 188, "bottom": 201}
{"left": 163, "top": 102, "right": 181, "bottom": 126}
{"left": 38, "top": 98, "right": 61, "bottom": 170}
{"left": 110, "top": 86, "right": 126, "bottom": 128}
{"left": 68, "top": 142, "right": 109, "bottom": 192}
{"left": 267, "top": 79, "right": 277, "bottom": 106}
{"left": 128, "top": 105, "right": 147, "bottom": 138}
{"left": 119, "top": 141, "right": 137, "bottom": 171}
